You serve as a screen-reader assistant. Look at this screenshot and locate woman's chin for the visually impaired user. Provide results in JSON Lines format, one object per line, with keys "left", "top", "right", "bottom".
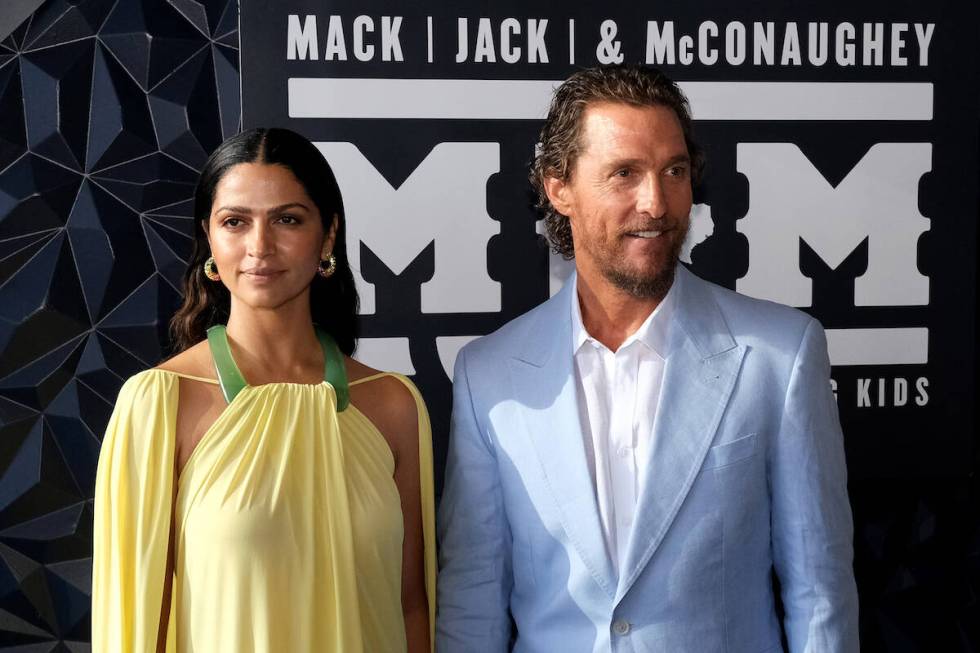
{"left": 231, "top": 286, "right": 309, "bottom": 312}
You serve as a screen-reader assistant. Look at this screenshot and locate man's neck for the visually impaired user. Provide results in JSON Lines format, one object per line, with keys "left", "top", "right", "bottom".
{"left": 575, "top": 271, "right": 669, "bottom": 352}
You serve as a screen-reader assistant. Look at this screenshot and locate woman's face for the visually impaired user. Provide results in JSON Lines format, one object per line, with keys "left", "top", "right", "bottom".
{"left": 205, "top": 162, "right": 336, "bottom": 312}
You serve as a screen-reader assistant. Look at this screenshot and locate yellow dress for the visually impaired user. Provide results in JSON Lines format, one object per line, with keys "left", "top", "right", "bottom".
{"left": 92, "top": 362, "right": 436, "bottom": 652}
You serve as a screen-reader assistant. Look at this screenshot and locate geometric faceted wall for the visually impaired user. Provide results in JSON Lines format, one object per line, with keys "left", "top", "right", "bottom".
{"left": 0, "top": 0, "right": 239, "bottom": 647}
{"left": 0, "top": 1, "right": 978, "bottom": 652}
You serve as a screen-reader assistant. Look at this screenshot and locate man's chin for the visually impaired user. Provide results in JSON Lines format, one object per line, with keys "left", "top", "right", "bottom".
{"left": 603, "top": 262, "right": 678, "bottom": 300}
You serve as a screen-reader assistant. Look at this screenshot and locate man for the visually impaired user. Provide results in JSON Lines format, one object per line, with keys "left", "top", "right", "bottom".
{"left": 436, "top": 65, "right": 859, "bottom": 652}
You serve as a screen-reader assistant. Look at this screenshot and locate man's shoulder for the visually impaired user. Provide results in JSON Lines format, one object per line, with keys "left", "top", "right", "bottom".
{"left": 461, "top": 290, "right": 564, "bottom": 365}
{"left": 684, "top": 270, "right": 817, "bottom": 347}
{"left": 707, "top": 277, "right": 811, "bottom": 324}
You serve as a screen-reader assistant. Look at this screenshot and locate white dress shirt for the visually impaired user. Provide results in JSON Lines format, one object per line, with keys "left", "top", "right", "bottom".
{"left": 571, "top": 277, "right": 675, "bottom": 571}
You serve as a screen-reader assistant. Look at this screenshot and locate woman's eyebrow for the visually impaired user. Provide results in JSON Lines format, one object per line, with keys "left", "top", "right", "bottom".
{"left": 213, "top": 202, "right": 311, "bottom": 215}
{"left": 265, "top": 202, "right": 310, "bottom": 214}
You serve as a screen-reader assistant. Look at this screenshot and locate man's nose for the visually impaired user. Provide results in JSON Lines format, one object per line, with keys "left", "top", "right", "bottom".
{"left": 636, "top": 174, "right": 668, "bottom": 218}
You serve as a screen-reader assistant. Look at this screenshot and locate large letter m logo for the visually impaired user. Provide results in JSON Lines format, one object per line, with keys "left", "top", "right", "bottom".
{"left": 737, "top": 143, "right": 931, "bottom": 307}
{"left": 316, "top": 142, "right": 501, "bottom": 314}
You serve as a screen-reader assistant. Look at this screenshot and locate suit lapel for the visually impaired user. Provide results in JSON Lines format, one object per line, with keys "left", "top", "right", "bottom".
{"left": 508, "top": 279, "right": 617, "bottom": 598}
{"left": 616, "top": 267, "right": 746, "bottom": 601}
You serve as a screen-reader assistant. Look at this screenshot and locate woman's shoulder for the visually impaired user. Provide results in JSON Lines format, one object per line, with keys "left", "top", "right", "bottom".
{"left": 154, "top": 340, "right": 217, "bottom": 381}
{"left": 104, "top": 370, "right": 179, "bottom": 449}
{"left": 345, "top": 358, "right": 426, "bottom": 445}
{"left": 115, "top": 368, "right": 176, "bottom": 405}
{"left": 111, "top": 342, "right": 216, "bottom": 414}
{"left": 346, "top": 358, "right": 422, "bottom": 408}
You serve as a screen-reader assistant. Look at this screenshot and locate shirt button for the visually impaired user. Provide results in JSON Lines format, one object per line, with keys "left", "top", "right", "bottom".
{"left": 612, "top": 619, "right": 631, "bottom": 636}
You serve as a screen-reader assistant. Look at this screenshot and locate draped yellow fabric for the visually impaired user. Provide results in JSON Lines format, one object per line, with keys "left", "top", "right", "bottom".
{"left": 93, "top": 369, "right": 436, "bottom": 652}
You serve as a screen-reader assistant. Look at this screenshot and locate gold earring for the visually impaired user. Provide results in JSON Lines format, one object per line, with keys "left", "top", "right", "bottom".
{"left": 318, "top": 253, "right": 337, "bottom": 279}
{"left": 204, "top": 256, "right": 220, "bottom": 281}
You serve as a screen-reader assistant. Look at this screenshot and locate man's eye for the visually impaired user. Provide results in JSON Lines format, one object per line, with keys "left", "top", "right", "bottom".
{"left": 667, "top": 166, "right": 689, "bottom": 177}
{"left": 614, "top": 168, "right": 632, "bottom": 177}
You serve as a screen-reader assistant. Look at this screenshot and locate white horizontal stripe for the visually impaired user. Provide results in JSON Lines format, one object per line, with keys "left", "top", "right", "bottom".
{"left": 288, "top": 78, "right": 932, "bottom": 121}
{"left": 826, "top": 328, "right": 928, "bottom": 366}
{"left": 682, "top": 81, "right": 932, "bottom": 120}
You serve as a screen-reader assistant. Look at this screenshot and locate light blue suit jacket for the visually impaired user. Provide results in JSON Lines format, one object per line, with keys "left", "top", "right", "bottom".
{"left": 436, "top": 266, "right": 859, "bottom": 652}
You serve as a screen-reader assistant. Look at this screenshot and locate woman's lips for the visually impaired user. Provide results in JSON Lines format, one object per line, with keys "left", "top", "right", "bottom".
{"left": 241, "top": 269, "right": 285, "bottom": 281}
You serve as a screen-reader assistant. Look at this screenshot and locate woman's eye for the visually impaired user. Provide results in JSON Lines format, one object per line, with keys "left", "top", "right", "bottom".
{"left": 278, "top": 214, "right": 299, "bottom": 224}
{"left": 223, "top": 217, "right": 243, "bottom": 227}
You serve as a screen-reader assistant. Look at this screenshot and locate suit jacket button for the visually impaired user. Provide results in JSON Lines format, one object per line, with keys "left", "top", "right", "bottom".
{"left": 612, "top": 619, "right": 631, "bottom": 636}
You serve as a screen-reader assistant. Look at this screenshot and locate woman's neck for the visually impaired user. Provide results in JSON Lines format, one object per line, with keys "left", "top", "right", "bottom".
{"left": 222, "top": 295, "right": 323, "bottom": 384}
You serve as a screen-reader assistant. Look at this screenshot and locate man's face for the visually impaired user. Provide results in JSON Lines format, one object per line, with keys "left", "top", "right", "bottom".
{"left": 545, "top": 101, "right": 693, "bottom": 299}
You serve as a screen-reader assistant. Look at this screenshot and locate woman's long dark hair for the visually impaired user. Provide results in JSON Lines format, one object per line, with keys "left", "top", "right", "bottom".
{"left": 169, "top": 128, "right": 359, "bottom": 355}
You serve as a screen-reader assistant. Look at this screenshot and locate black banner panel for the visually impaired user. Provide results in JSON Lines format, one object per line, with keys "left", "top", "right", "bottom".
{"left": 0, "top": 0, "right": 976, "bottom": 648}
{"left": 241, "top": 0, "right": 978, "bottom": 483}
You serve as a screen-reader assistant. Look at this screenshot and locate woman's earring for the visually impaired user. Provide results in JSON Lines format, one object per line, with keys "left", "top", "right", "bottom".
{"left": 204, "top": 256, "right": 220, "bottom": 281}
{"left": 318, "top": 253, "right": 337, "bottom": 279}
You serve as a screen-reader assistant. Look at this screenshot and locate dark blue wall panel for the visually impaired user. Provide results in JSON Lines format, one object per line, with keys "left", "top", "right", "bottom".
{"left": 0, "top": 0, "right": 239, "bottom": 647}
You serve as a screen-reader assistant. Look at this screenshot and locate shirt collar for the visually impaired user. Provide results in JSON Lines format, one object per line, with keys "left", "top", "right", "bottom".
{"left": 571, "top": 272, "right": 676, "bottom": 358}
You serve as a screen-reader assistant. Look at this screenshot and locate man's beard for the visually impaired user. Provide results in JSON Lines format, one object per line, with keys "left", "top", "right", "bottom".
{"left": 599, "top": 221, "right": 689, "bottom": 300}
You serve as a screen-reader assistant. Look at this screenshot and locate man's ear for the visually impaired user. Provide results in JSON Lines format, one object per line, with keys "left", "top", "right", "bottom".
{"left": 543, "top": 176, "right": 573, "bottom": 217}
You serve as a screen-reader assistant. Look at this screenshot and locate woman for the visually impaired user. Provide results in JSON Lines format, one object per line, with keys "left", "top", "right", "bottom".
{"left": 92, "top": 128, "right": 435, "bottom": 652}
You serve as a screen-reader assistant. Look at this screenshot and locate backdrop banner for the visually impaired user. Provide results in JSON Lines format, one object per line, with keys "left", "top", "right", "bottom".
{"left": 240, "top": 0, "right": 978, "bottom": 482}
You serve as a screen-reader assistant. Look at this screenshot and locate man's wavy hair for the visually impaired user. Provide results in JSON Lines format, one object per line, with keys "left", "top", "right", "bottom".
{"left": 531, "top": 64, "right": 704, "bottom": 260}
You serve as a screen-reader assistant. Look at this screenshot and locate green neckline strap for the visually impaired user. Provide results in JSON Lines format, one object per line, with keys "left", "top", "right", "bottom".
{"left": 206, "top": 325, "right": 349, "bottom": 411}
{"left": 206, "top": 325, "right": 246, "bottom": 405}
{"left": 316, "top": 327, "right": 350, "bottom": 411}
